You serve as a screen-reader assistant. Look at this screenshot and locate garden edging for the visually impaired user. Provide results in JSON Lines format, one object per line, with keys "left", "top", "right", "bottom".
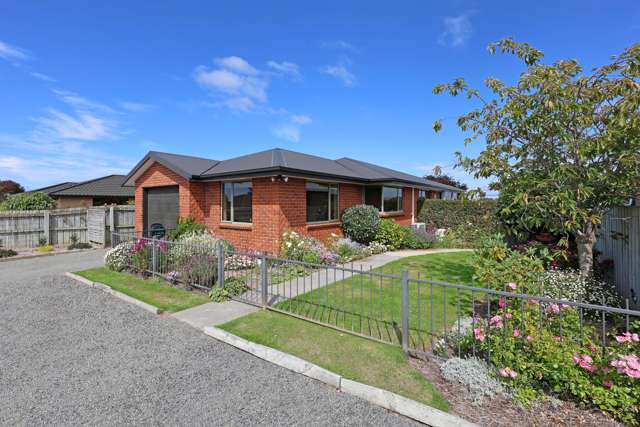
{"left": 0, "top": 247, "right": 102, "bottom": 263}
{"left": 203, "top": 326, "right": 477, "bottom": 427}
{"left": 64, "top": 272, "right": 162, "bottom": 315}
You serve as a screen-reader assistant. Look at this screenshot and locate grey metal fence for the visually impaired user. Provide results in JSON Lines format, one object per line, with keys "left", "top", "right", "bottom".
{"left": 110, "top": 232, "right": 640, "bottom": 360}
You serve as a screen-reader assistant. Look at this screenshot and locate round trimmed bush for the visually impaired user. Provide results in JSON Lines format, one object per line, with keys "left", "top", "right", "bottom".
{"left": 341, "top": 204, "right": 380, "bottom": 244}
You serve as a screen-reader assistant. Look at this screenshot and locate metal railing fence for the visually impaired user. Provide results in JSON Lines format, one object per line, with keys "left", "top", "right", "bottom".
{"left": 109, "top": 232, "right": 640, "bottom": 360}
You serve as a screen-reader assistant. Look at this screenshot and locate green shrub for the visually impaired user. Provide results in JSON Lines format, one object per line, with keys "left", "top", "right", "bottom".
{"left": 374, "top": 219, "right": 406, "bottom": 250}
{"left": 209, "top": 276, "right": 248, "bottom": 302}
{"left": 67, "top": 233, "right": 92, "bottom": 250}
{"left": 473, "top": 233, "right": 545, "bottom": 291}
{"left": 0, "top": 192, "right": 56, "bottom": 211}
{"left": 168, "top": 217, "right": 207, "bottom": 240}
{"left": 341, "top": 204, "right": 380, "bottom": 244}
{"left": 0, "top": 248, "right": 18, "bottom": 258}
{"left": 104, "top": 241, "right": 133, "bottom": 271}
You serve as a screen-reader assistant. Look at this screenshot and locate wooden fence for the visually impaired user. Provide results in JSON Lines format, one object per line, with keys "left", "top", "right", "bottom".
{"left": 596, "top": 206, "right": 640, "bottom": 309}
{"left": 0, "top": 205, "right": 135, "bottom": 249}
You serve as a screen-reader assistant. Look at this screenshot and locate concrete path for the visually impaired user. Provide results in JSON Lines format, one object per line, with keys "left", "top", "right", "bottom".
{"left": 172, "top": 300, "right": 259, "bottom": 329}
{"left": 259, "top": 248, "right": 473, "bottom": 304}
{"left": 1, "top": 250, "right": 417, "bottom": 426}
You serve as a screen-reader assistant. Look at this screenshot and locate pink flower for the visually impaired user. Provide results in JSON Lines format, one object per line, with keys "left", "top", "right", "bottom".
{"left": 547, "top": 304, "right": 560, "bottom": 314}
{"left": 615, "top": 332, "right": 640, "bottom": 343}
{"left": 507, "top": 282, "right": 517, "bottom": 290}
{"left": 513, "top": 328, "right": 521, "bottom": 338}
{"left": 498, "top": 367, "right": 518, "bottom": 378}
{"left": 610, "top": 355, "right": 640, "bottom": 378}
{"left": 505, "top": 312, "right": 513, "bottom": 319}
{"left": 473, "top": 327, "right": 485, "bottom": 342}
{"left": 554, "top": 336, "right": 562, "bottom": 342}
{"left": 489, "top": 315, "right": 504, "bottom": 329}
{"left": 572, "top": 353, "right": 581, "bottom": 364}
{"left": 526, "top": 335, "right": 534, "bottom": 342}
{"left": 602, "top": 379, "right": 614, "bottom": 389}
{"left": 498, "top": 297, "right": 506, "bottom": 309}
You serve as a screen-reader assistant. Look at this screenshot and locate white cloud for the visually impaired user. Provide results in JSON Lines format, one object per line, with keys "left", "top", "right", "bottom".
{"left": 30, "top": 72, "right": 57, "bottom": 82}
{"left": 267, "top": 60, "right": 301, "bottom": 80}
{"left": 33, "top": 108, "right": 112, "bottom": 141}
{"left": 0, "top": 40, "right": 30, "bottom": 64}
{"left": 120, "top": 101, "right": 155, "bottom": 112}
{"left": 272, "top": 124, "right": 301, "bottom": 143}
{"left": 321, "top": 63, "right": 357, "bottom": 87}
{"left": 290, "top": 114, "right": 312, "bottom": 125}
{"left": 193, "top": 56, "right": 269, "bottom": 112}
{"left": 321, "top": 40, "right": 358, "bottom": 52}
{"left": 438, "top": 14, "right": 473, "bottom": 47}
{"left": 52, "top": 89, "right": 114, "bottom": 114}
{"left": 214, "top": 56, "right": 258, "bottom": 75}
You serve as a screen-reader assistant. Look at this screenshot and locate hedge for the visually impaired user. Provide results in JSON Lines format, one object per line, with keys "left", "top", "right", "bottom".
{"left": 417, "top": 199, "right": 497, "bottom": 231}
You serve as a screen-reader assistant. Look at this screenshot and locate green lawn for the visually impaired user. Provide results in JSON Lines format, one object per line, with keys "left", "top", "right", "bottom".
{"left": 219, "top": 309, "right": 449, "bottom": 412}
{"left": 273, "top": 251, "right": 477, "bottom": 351}
{"left": 75, "top": 267, "right": 210, "bottom": 313}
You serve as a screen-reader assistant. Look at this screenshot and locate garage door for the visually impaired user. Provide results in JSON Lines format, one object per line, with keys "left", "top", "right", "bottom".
{"left": 143, "top": 186, "right": 179, "bottom": 236}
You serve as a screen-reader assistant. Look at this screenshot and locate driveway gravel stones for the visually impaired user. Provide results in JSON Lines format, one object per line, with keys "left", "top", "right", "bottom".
{"left": 0, "top": 252, "right": 418, "bottom": 426}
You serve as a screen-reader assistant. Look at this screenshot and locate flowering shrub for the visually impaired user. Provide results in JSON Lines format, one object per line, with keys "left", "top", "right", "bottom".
{"left": 280, "top": 230, "right": 338, "bottom": 265}
{"left": 367, "top": 241, "right": 387, "bottom": 255}
{"left": 461, "top": 283, "right": 640, "bottom": 424}
{"left": 104, "top": 241, "right": 134, "bottom": 271}
{"left": 473, "top": 233, "right": 545, "bottom": 291}
{"left": 537, "top": 269, "right": 622, "bottom": 308}
{"left": 225, "top": 251, "right": 258, "bottom": 271}
{"left": 209, "top": 276, "right": 248, "bottom": 302}
{"left": 326, "top": 235, "right": 389, "bottom": 263}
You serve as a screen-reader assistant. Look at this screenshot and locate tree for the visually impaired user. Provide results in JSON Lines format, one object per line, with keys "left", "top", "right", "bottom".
{"left": 433, "top": 38, "right": 640, "bottom": 276}
{"left": 0, "top": 192, "right": 56, "bottom": 211}
{"left": 423, "top": 173, "right": 469, "bottom": 191}
{"left": 0, "top": 180, "right": 25, "bottom": 201}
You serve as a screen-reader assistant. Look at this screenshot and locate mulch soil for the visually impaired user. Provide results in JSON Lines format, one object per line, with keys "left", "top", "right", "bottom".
{"left": 410, "top": 357, "right": 623, "bottom": 427}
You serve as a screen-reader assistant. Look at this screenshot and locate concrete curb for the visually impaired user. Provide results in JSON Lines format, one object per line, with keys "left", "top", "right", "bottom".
{"left": 203, "top": 326, "right": 476, "bottom": 427}
{"left": 64, "top": 272, "right": 162, "bottom": 315}
{"left": 0, "top": 248, "right": 102, "bottom": 263}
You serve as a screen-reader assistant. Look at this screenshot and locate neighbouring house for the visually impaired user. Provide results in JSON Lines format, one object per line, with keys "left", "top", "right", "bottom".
{"left": 30, "top": 175, "right": 135, "bottom": 208}
{"left": 124, "top": 148, "right": 462, "bottom": 254}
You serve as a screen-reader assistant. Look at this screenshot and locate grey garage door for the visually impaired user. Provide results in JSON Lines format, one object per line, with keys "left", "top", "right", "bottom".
{"left": 143, "top": 186, "right": 179, "bottom": 236}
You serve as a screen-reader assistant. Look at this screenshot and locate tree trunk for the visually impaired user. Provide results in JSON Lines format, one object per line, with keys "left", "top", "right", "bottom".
{"left": 576, "top": 224, "right": 597, "bottom": 277}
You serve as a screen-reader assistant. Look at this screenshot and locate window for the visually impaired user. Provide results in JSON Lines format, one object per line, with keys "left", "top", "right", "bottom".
{"left": 306, "top": 182, "right": 339, "bottom": 222}
{"left": 222, "top": 181, "right": 252, "bottom": 223}
{"left": 417, "top": 190, "right": 427, "bottom": 213}
{"left": 442, "top": 191, "right": 458, "bottom": 200}
{"left": 364, "top": 186, "right": 403, "bottom": 213}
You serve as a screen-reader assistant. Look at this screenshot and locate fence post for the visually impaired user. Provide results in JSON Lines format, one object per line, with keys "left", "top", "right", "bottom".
{"left": 260, "top": 255, "right": 268, "bottom": 307}
{"left": 401, "top": 270, "right": 409, "bottom": 352}
{"left": 43, "top": 210, "right": 51, "bottom": 245}
{"left": 151, "top": 237, "right": 157, "bottom": 275}
{"left": 217, "top": 244, "right": 225, "bottom": 288}
{"left": 109, "top": 205, "right": 115, "bottom": 246}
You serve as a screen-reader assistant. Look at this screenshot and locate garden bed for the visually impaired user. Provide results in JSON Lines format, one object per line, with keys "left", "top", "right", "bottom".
{"left": 0, "top": 244, "right": 98, "bottom": 262}
{"left": 75, "top": 267, "right": 210, "bottom": 313}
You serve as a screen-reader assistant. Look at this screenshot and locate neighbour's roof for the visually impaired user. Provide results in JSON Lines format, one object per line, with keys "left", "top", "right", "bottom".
{"left": 51, "top": 175, "right": 134, "bottom": 197}
{"left": 124, "top": 148, "right": 464, "bottom": 192}
{"left": 29, "top": 182, "right": 78, "bottom": 196}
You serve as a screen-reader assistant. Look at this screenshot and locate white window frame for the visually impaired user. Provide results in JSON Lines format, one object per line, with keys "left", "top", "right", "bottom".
{"left": 221, "top": 181, "right": 253, "bottom": 223}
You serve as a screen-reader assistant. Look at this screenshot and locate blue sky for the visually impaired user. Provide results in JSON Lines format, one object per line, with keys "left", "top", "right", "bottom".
{"left": 1, "top": 1, "right": 639, "bottom": 191}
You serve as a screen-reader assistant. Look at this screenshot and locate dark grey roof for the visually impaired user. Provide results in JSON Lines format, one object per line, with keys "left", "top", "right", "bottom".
{"left": 29, "top": 182, "right": 78, "bottom": 195}
{"left": 124, "top": 151, "right": 219, "bottom": 185}
{"left": 51, "top": 175, "right": 134, "bottom": 197}
{"left": 126, "top": 148, "right": 464, "bottom": 191}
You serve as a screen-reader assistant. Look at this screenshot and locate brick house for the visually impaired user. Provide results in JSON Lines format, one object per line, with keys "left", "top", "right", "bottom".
{"left": 123, "top": 148, "right": 461, "bottom": 254}
{"left": 30, "top": 175, "right": 135, "bottom": 208}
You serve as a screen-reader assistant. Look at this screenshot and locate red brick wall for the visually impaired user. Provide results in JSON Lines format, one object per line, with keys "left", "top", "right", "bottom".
{"left": 135, "top": 162, "right": 416, "bottom": 253}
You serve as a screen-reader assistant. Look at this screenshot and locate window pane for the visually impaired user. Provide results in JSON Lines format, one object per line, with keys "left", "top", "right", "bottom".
{"left": 329, "top": 185, "right": 339, "bottom": 220}
{"left": 222, "top": 183, "right": 232, "bottom": 222}
{"left": 365, "top": 186, "right": 381, "bottom": 210}
{"left": 307, "top": 182, "right": 329, "bottom": 222}
{"left": 417, "top": 190, "right": 426, "bottom": 213}
{"left": 232, "top": 181, "right": 252, "bottom": 223}
{"left": 383, "top": 187, "right": 401, "bottom": 212}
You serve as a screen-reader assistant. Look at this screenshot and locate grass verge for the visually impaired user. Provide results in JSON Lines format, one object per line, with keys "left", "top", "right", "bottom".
{"left": 219, "top": 309, "right": 449, "bottom": 412}
{"left": 75, "top": 267, "right": 210, "bottom": 313}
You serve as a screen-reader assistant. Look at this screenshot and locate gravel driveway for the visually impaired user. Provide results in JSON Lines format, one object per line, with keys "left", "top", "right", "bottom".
{"left": 0, "top": 251, "right": 417, "bottom": 426}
